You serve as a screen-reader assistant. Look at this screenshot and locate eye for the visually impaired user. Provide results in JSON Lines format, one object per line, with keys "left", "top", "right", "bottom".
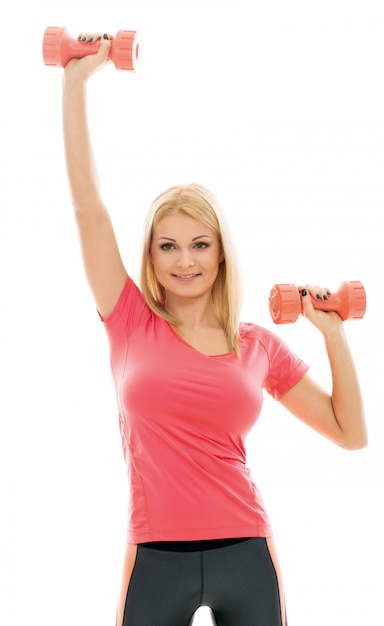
{"left": 160, "top": 243, "right": 176, "bottom": 251}
{"left": 193, "top": 241, "right": 209, "bottom": 249}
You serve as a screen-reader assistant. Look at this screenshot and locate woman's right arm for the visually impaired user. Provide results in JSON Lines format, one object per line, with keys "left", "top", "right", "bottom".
{"left": 62, "top": 34, "right": 128, "bottom": 319}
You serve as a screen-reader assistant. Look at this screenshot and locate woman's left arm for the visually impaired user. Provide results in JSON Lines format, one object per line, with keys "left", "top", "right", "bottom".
{"left": 279, "top": 285, "right": 368, "bottom": 450}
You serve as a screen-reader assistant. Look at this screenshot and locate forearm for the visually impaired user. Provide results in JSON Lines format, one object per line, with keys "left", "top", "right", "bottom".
{"left": 62, "top": 73, "right": 102, "bottom": 212}
{"left": 61, "top": 36, "right": 111, "bottom": 213}
{"left": 325, "top": 325, "right": 367, "bottom": 449}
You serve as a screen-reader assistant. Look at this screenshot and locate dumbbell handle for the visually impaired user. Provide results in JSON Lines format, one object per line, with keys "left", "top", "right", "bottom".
{"left": 42, "top": 27, "right": 140, "bottom": 71}
{"left": 269, "top": 280, "right": 366, "bottom": 324}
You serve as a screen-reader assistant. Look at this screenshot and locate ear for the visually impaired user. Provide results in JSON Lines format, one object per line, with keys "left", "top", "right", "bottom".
{"left": 219, "top": 249, "right": 225, "bottom": 263}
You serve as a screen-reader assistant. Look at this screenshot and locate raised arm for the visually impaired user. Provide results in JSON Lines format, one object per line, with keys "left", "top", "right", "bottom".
{"left": 279, "top": 286, "right": 368, "bottom": 450}
{"left": 62, "top": 34, "right": 128, "bottom": 319}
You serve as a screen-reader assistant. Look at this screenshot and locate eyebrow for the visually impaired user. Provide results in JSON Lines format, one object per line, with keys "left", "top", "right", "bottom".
{"left": 157, "top": 235, "right": 212, "bottom": 242}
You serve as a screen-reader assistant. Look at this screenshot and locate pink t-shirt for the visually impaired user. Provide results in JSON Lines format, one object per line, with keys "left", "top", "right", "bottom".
{"left": 102, "top": 277, "right": 309, "bottom": 543}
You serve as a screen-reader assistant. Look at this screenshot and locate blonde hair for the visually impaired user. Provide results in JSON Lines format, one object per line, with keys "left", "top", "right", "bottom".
{"left": 140, "top": 183, "right": 242, "bottom": 355}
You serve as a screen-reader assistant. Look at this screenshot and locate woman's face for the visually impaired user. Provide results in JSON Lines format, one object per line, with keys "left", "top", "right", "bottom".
{"left": 150, "top": 213, "right": 223, "bottom": 303}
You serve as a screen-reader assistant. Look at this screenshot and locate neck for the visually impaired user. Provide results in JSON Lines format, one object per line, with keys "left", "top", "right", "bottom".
{"left": 165, "top": 294, "right": 219, "bottom": 329}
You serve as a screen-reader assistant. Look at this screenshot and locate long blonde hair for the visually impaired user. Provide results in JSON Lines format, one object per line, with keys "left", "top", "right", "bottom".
{"left": 140, "top": 183, "right": 242, "bottom": 355}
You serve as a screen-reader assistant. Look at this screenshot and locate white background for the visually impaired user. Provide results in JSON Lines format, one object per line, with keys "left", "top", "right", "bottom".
{"left": 1, "top": 1, "right": 383, "bottom": 624}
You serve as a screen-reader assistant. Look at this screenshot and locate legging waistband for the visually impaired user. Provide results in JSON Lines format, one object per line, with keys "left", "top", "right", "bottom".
{"left": 138, "top": 537, "right": 254, "bottom": 552}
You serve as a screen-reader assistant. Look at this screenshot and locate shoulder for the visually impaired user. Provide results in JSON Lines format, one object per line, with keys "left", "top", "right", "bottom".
{"left": 239, "top": 323, "right": 309, "bottom": 399}
{"left": 239, "top": 321, "right": 305, "bottom": 366}
{"left": 239, "top": 321, "right": 282, "bottom": 349}
{"left": 102, "top": 275, "right": 151, "bottom": 333}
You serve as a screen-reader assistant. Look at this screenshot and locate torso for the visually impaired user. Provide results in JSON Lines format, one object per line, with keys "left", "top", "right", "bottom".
{"left": 173, "top": 324, "right": 230, "bottom": 356}
{"left": 104, "top": 276, "right": 308, "bottom": 546}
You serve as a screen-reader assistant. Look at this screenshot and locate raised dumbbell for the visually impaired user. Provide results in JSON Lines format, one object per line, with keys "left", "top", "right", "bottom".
{"left": 269, "top": 281, "right": 366, "bottom": 324}
{"left": 42, "top": 26, "right": 140, "bottom": 71}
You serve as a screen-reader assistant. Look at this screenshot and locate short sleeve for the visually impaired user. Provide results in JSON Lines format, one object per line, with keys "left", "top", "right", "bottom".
{"left": 100, "top": 278, "right": 152, "bottom": 381}
{"left": 101, "top": 276, "right": 151, "bottom": 336}
{"left": 262, "top": 330, "right": 309, "bottom": 400}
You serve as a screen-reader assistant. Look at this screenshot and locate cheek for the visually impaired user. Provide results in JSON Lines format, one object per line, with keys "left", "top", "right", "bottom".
{"left": 151, "top": 252, "right": 169, "bottom": 275}
{"left": 150, "top": 247, "right": 160, "bottom": 266}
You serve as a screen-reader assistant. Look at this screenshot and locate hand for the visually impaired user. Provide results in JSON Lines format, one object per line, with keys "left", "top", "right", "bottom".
{"left": 300, "top": 284, "right": 344, "bottom": 336}
{"left": 64, "top": 33, "right": 112, "bottom": 81}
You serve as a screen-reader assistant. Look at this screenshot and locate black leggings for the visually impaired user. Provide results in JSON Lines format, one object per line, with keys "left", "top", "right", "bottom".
{"left": 121, "top": 537, "right": 286, "bottom": 626}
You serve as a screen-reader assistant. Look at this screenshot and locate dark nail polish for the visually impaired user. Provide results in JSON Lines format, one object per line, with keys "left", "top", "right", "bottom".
{"left": 301, "top": 289, "right": 307, "bottom": 297}
{"left": 81, "top": 36, "right": 87, "bottom": 42}
{"left": 316, "top": 294, "right": 321, "bottom": 300}
{"left": 323, "top": 295, "right": 328, "bottom": 301}
{"left": 103, "top": 33, "right": 109, "bottom": 40}
{"left": 87, "top": 37, "right": 93, "bottom": 43}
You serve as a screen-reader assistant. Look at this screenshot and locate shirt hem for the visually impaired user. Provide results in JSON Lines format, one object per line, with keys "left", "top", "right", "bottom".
{"left": 126, "top": 524, "right": 274, "bottom": 544}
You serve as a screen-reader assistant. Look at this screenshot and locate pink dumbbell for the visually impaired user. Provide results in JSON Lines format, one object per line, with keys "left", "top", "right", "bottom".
{"left": 269, "top": 281, "right": 367, "bottom": 324}
{"left": 42, "top": 26, "right": 140, "bottom": 71}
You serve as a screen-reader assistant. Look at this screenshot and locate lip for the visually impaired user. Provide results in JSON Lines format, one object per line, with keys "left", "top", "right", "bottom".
{"left": 172, "top": 273, "right": 201, "bottom": 281}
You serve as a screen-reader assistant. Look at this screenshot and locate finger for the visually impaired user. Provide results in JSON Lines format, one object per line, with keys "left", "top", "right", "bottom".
{"left": 78, "top": 33, "right": 96, "bottom": 44}
{"left": 86, "top": 33, "right": 112, "bottom": 65}
{"left": 304, "top": 284, "right": 330, "bottom": 302}
{"left": 77, "top": 32, "right": 112, "bottom": 44}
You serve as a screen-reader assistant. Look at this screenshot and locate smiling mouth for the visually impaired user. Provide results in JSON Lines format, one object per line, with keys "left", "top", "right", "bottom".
{"left": 173, "top": 274, "right": 201, "bottom": 280}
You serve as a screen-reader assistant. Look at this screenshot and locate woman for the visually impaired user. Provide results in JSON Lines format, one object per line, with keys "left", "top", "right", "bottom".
{"left": 62, "top": 34, "right": 367, "bottom": 626}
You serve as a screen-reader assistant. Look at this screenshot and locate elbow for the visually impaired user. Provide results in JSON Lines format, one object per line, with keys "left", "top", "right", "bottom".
{"left": 339, "top": 431, "right": 368, "bottom": 451}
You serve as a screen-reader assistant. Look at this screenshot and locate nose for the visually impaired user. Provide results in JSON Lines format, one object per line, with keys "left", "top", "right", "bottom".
{"left": 176, "top": 247, "right": 195, "bottom": 268}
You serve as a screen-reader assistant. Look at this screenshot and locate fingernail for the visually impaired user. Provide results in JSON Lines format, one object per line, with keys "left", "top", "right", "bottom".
{"left": 323, "top": 295, "right": 328, "bottom": 301}
{"left": 301, "top": 289, "right": 307, "bottom": 297}
{"left": 81, "top": 36, "right": 87, "bottom": 42}
{"left": 103, "top": 33, "right": 109, "bottom": 40}
{"left": 87, "top": 37, "right": 93, "bottom": 43}
{"left": 316, "top": 294, "right": 321, "bottom": 300}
